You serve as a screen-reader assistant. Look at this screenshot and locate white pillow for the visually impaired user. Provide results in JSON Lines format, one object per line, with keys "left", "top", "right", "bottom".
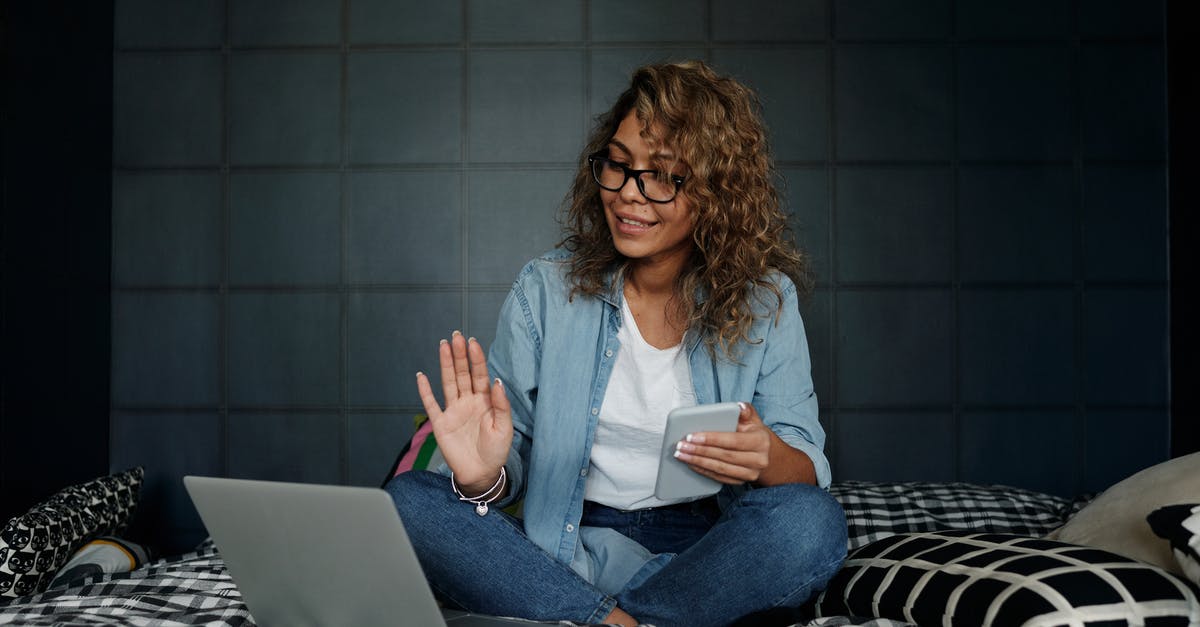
{"left": 1047, "top": 452, "right": 1200, "bottom": 575}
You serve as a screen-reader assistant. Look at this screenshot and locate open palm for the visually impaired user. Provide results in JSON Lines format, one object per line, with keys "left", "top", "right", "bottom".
{"left": 415, "top": 332, "right": 513, "bottom": 494}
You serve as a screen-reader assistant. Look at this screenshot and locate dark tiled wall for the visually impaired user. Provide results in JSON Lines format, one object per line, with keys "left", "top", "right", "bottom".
{"left": 111, "top": 0, "right": 1168, "bottom": 549}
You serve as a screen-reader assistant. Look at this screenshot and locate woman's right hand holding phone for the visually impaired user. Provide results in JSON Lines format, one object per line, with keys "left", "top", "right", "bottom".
{"left": 415, "top": 331, "right": 513, "bottom": 497}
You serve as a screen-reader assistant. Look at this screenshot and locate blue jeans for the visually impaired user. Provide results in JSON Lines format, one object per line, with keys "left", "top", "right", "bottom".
{"left": 385, "top": 471, "right": 847, "bottom": 627}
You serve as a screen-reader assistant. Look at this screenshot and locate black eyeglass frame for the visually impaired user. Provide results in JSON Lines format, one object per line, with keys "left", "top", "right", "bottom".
{"left": 587, "top": 153, "right": 687, "bottom": 203}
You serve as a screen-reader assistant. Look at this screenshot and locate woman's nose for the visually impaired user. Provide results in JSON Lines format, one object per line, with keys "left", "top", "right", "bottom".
{"left": 619, "top": 173, "right": 646, "bottom": 203}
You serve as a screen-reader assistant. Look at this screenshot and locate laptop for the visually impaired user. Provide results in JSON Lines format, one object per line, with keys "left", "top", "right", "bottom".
{"left": 183, "top": 475, "right": 537, "bottom": 626}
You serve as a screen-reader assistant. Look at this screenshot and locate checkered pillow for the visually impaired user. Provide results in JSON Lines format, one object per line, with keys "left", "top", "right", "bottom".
{"left": 1148, "top": 504, "right": 1200, "bottom": 588}
{"left": 0, "top": 468, "right": 143, "bottom": 598}
{"left": 831, "top": 481, "right": 1088, "bottom": 550}
{"left": 814, "top": 530, "right": 1200, "bottom": 626}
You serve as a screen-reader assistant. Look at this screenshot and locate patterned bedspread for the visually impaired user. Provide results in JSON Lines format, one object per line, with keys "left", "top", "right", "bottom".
{"left": 0, "top": 542, "right": 910, "bottom": 626}
{"left": 8, "top": 479, "right": 1075, "bottom": 626}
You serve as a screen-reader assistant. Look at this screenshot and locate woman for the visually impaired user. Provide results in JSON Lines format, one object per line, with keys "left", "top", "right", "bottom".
{"left": 388, "top": 61, "right": 846, "bottom": 627}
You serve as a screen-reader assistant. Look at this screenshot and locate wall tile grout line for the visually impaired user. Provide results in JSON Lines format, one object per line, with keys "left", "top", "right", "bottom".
{"left": 339, "top": 0, "right": 351, "bottom": 486}
{"left": 949, "top": 0, "right": 962, "bottom": 484}
{"left": 219, "top": 0, "right": 232, "bottom": 479}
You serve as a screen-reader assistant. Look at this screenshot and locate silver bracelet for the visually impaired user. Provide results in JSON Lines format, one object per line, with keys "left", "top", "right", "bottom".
{"left": 450, "top": 467, "right": 507, "bottom": 516}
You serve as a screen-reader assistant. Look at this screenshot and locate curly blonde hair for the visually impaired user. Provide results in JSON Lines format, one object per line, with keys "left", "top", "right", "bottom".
{"left": 560, "top": 60, "right": 812, "bottom": 359}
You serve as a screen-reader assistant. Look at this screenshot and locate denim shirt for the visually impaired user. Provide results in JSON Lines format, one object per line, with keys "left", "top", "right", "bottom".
{"left": 463, "top": 249, "right": 829, "bottom": 594}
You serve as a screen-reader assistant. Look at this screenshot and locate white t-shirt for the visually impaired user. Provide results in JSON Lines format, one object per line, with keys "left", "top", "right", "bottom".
{"left": 584, "top": 298, "right": 697, "bottom": 510}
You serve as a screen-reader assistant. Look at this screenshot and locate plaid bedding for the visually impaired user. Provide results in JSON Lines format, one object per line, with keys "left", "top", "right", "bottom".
{"left": 832, "top": 480, "right": 1090, "bottom": 550}
{"left": 0, "top": 481, "right": 1076, "bottom": 626}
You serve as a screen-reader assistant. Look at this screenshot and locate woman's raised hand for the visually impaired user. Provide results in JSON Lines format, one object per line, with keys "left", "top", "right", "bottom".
{"left": 415, "top": 331, "right": 513, "bottom": 496}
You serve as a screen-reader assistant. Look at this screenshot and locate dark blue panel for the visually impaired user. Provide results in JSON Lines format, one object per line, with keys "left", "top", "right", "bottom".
{"left": 958, "top": 166, "right": 1074, "bottom": 283}
{"left": 230, "top": 172, "right": 341, "bottom": 285}
{"left": 1079, "top": 0, "right": 1164, "bottom": 39}
{"left": 589, "top": 48, "right": 708, "bottom": 117}
{"left": 835, "top": 167, "right": 953, "bottom": 283}
{"left": 115, "top": 0, "right": 224, "bottom": 48}
{"left": 112, "top": 293, "right": 220, "bottom": 406}
{"left": 1084, "top": 288, "right": 1168, "bottom": 405}
{"left": 836, "top": 289, "right": 954, "bottom": 406}
{"left": 589, "top": 0, "right": 707, "bottom": 42}
{"left": 835, "top": 0, "right": 950, "bottom": 39}
{"left": 350, "top": 0, "right": 463, "bottom": 44}
{"left": 229, "top": 52, "right": 341, "bottom": 165}
{"left": 1082, "top": 165, "right": 1167, "bottom": 282}
{"left": 960, "top": 411, "right": 1077, "bottom": 497}
{"left": 958, "top": 289, "right": 1075, "bottom": 406}
{"left": 110, "top": 412, "right": 221, "bottom": 537}
{"left": 347, "top": 292, "right": 463, "bottom": 407}
{"left": 227, "top": 413, "right": 342, "bottom": 483}
{"left": 348, "top": 413, "right": 417, "bottom": 487}
{"left": 956, "top": 0, "right": 1072, "bottom": 39}
{"left": 113, "top": 174, "right": 222, "bottom": 286}
{"left": 1082, "top": 409, "right": 1169, "bottom": 493}
{"left": 468, "top": 169, "right": 570, "bottom": 284}
{"left": 957, "top": 46, "right": 1074, "bottom": 161}
{"left": 799, "top": 288, "right": 832, "bottom": 407}
{"left": 1081, "top": 44, "right": 1167, "bottom": 161}
{"left": 467, "top": 290, "right": 510, "bottom": 351}
{"left": 114, "top": 54, "right": 222, "bottom": 166}
{"left": 835, "top": 411, "right": 956, "bottom": 482}
{"left": 712, "top": 48, "right": 829, "bottom": 162}
{"left": 469, "top": 50, "right": 585, "bottom": 163}
{"left": 468, "top": 0, "right": 583, "bottom": 42}
{"left": 230, "top": 0, "right": 340, "bottom": 46}
{"left": 781, "top": 167, "right": 830, "bottom": 283}
{"left": 349, "top": 52, "right": 463, "bottom": 164}
{"left": 712, "top": 0, "right": 827, "bottom": 41}
{"left": 228, "top": 294, "right": 341, "bottom": 405}
{"left": 835, "top": 46, "right": 952, "bottom": 161}
{"left": 347, "top": 171, "right": 463, "bottom": 284}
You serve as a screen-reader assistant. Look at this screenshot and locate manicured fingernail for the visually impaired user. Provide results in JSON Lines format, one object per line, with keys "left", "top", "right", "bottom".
{"left": 416, "top": 371, "right": 423, "bottom": 378}
{"left": 685, "top": 433, "right": 694, "bottom": 442}
{"left": 452, "top": 330, "right": 462, "bottom": 336}
{"left": 494, "top": 378, "right": 503, "bottom": 387}
{"left": 440, "top": 339, "right": 448, "bottom": 345}
{"left": 687, "top": 433, "right": 705, "bottom": 444}
{"left": 673, "top": 450, "right": 684, "bottom": 459}
{"left": 468, "top": 336, "right": 477, "bottom": 343}
{"left": 738, "top": 401, "right": 747, "bottom": 411}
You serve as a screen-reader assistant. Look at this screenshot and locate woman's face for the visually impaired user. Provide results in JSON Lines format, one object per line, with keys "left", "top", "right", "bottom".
{"left": 601, "top": 111, "right": 695, "bottom": 271}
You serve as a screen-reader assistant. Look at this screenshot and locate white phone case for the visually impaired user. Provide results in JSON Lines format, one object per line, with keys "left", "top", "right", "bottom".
{"left": 653, "top": 402, "right": 742, "bottom": 500}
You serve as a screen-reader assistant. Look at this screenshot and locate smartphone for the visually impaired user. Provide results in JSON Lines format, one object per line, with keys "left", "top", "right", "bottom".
{"left": 653, "top": 402, "right": 742, "bottom": 501}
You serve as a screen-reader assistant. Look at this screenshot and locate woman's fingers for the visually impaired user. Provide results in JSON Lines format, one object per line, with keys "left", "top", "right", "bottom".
{"left": 467, "top": 337, "right": 492, "bottom": 396}
{"left": 450, "top": 332, "right": 473, "bottom": 400}
{"left": 437, "top": 338, "right": 457, "bottom": 402}
{"left": 415, "top": 371, "right": 444, "bottom": 421}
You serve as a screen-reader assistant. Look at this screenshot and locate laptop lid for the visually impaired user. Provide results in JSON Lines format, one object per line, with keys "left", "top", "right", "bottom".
{"left": 183, "top": 475, "right": 449, "bottom": 627}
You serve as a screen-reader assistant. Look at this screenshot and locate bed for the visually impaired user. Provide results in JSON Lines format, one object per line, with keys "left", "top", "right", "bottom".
{"left": 2, "top": 464, "right": 1198, "bottom": 626}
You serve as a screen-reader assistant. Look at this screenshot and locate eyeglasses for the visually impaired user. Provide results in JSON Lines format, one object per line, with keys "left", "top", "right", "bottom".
{"left": 588, "top": 153, "right": 686, "bottom": 203}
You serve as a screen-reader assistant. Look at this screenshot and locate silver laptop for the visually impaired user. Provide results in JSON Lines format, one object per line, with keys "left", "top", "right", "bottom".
{"left": 183, "top": 475, "right": 537, "bottom": 627}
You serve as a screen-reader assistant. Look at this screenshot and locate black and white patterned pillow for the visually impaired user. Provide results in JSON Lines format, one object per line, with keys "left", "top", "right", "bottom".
{"left": 831, "top": 481, "right": 1088, "bottom": 550}
{"left": 814, "top": 530, "right": 1200, "bottom": 626}
{"left": 1148, "top": 503, "right": 1200, "bottom": 589}
{"left": 0, "top": 467, "right": 143, "bottom": 598}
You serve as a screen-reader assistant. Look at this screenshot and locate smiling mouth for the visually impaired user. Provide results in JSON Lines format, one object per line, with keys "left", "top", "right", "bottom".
{"left": 620, "top": 217, "right": 654, "bottom": 227}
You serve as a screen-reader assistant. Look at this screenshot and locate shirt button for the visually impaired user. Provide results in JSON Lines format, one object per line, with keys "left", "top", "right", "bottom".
{"left": 566, "top": 524, "right": 575, "bottom": 533}
{"left": 605, "top": 349, "right": 613, "bottom": 358}
{"left": 591, "top": 407, "right": 599, "bottom": 415}
{"left": 580, "top": 468, "right": 588, "bottom": 477}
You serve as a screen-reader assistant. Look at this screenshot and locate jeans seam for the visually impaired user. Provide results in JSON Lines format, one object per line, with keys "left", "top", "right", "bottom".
{"left": 766, "top": 554, "right": 846, "bottom": 610}
{"left": 585, "top": 595, "right": 619, "bottom": 624}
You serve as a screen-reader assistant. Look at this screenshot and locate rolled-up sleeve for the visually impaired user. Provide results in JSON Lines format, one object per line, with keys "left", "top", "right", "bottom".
{"left": 751, "top": 279, "right": 831, "bottom": 489}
